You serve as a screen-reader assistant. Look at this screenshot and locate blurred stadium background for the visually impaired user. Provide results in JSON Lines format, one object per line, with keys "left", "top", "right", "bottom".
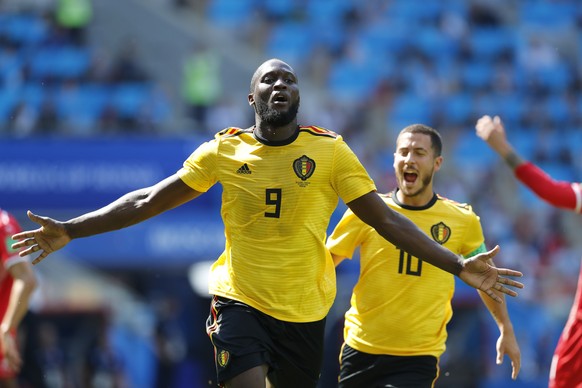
{"left": 1, "top": 0, "right": 581, "bottom": 387}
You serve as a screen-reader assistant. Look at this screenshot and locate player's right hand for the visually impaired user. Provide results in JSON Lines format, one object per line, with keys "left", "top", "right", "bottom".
{"left": 475, "top": 115, "right": 507, "bottom": 145}
{"left": 11, "top": 210, "right": 71, "bottom": 265}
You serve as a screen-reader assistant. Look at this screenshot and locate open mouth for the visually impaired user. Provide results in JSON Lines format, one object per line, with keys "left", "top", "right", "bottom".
{"left": 403, "top": 172, "right": 418, "bottom": 183}
{"left": 272, "top": 94, "right": 288, "bottom": 104}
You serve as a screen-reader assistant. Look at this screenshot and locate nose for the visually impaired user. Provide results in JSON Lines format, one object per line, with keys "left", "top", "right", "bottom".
{"left": 403, "top": 153, "right": 416, "bottom": 166}
{"left": 273, "top": 78, "right": 287, "bottom": 89}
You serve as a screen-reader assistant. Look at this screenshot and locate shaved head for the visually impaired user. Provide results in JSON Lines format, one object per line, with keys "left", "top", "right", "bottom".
{"left": 250, "top": 58, "right": 296, "bottom": 91}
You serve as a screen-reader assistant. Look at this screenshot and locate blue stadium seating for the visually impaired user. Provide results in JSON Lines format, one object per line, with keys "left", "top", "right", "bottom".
{"left": 29, "top": 46, "right": 91, "bottom": 80}
{"left": 468, "top": 27, "right": 517, "bottom": 61}
{"left": 327, "top": 58, "right": 380, "bottom": 104}
{"left": 266, "top": 22, "right": 314, "bottom": 65}
{"left": 441, "top": 92, "right": 474, "bottom": 124}
{"left": 0, "top": 88, "right": 18, "bottom": 123}
{"left": 389, "top": 93, "right": 434, "bottom": 124}
{"left": 206, "top": 0, "right": 257, "bottom": 26}
{"left": 412, "top": 27, "right": 459, "bottom": 59}
{"left": 260, "top": 0, "right": 297, "bottom": 20}
{"left": 112, "top": 83, "right": 152, "bottom": 119}
{"left": 520, "top": 1, "right": 577, "bottom": 29}
{"left": 461, "top": 61, "right": 495, "bottom": 90}
{"left": 1, "top": 13, "right": 48, "bottom": 45}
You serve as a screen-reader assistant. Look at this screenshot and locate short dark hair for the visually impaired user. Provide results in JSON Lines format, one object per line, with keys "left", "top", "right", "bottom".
{"left": 398, "top": 124, "right": 442, "bottom": 157}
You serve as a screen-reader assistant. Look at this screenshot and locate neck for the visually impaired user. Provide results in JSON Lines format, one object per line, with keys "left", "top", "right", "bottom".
{"left": 254, "top": 122, "right": 298, "bottom": 142}
{"left": 396, "top": 187, "right": 434, "bottom": 207}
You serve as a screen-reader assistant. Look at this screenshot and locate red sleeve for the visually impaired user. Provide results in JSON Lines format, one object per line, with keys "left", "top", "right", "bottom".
{"left": 515, "top": 162, "right": 582, "bottom": 213}
{"left": 1, "top": 210, "right": 23, "bottom": 263}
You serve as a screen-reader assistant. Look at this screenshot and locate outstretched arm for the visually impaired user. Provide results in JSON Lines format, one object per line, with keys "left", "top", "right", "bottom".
{"left": 347, "top": 192, "right": 523, "bottom": 302}
{"left": 475, "top": 115, "right": 581, "bottom": 213}
{"left": 12, "top": 174, "right": 202, "bottom": 264}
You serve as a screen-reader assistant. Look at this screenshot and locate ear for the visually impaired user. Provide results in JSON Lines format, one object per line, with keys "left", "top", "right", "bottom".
{"left": 248, "top": 93, "right": 254, "bottom": 106}
{"left": 434, "top": 155, "right": 443, "bottom": 172}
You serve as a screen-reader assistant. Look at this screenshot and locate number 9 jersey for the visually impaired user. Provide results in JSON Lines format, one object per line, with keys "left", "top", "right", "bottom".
{"left": 178, "top": 126, "right": 376, "bottom": 322}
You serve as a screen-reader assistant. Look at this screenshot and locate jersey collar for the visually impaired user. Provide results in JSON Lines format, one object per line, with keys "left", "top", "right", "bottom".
{"left": 391, "top": 188, "right": 438, "bottom": 211}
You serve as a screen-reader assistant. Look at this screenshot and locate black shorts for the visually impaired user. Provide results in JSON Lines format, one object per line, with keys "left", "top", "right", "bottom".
{"left": 338, "top": 343, "right": 439, "bottom": 388}
{"left": 206, "top": 296, "right": 326, "bottom": 387}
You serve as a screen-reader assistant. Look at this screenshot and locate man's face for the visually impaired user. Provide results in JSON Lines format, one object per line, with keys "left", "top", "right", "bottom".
{"left": 393, "top": 132, "right": 441, "bottom": 198}
{"left": 249, "top": 60, "right": 300, "bottom": 126}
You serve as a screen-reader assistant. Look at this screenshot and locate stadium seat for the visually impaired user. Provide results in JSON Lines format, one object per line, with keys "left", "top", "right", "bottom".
{"left": 327, "top": 58, "right": 379, "bottom": 104}
{"left": 565, "top": 130, "right": 582, "bottom": 167}
{"left": 460, "top": 61, "right": 495, "bottom": 90}
{"left": 2, "top": 13, "right": 48, "bottom": 46}
{"left": 441, "top": 92, "right": 474, "bottom": 125}
{"left": 468, "top": 27, "right": 516, "bottom": 61}
{"left": 112, "top": 83, "right": 152, "bottom": 119}
{"left": 0, "top": 89, "right": 18, "bottom": 124}
{"left": 544, "top": 94, "right": 573, "bottom": 124}
{"left": 508, "top": 130, "right": 536, "bottom": 161}
{"left": 0, "top": 49, "right": 23, "bottom": 87}
{"left": 53, "top": 83, "right": 107, "bottom": 129}
{"left": 389, "top": 93, "right": 434, "bottom": 124}
{"left": 534, "top": 62, "right": 573, "bottom": 93}
{"left": 412, "top": 28, "right": 459, "bottom": 59}
{"left": 520, "top": 1, "right": 577, "bottom": 29}
{"left": 357, "top": 21, "right": 408, "bottom": 57}
{"left": 21, "top": 83, "right": 47, "bottom": 109}
{"left": 259, "top": 0, "right": 297, "bottom": 20}
{"left": 29, "top": 46, "right": 91, "bottom": 80}
{"left": 206, "top": 0, "right": 257, "bottom": 26}
{"left": 311, "top": 19, "right": 347, "bottom": 54}
{"left": 539, "top": 162, "right": 577, "bottom": 183}
{"left": 494, "top": 92, "right": 527, "bottom": 124}
{"left": 452, "top": 131, "right": 497, "bottom": 167}
{"left": 266, "top": 22, "right": 314, "bottom": 65}
{"left": 306, "top": 0, "right": 353, "bottom": 24}
{"left": 385, "top": 1, "right": 443, "bottom": 24}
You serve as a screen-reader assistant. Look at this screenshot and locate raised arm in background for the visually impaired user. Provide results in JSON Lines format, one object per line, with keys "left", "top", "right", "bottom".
{"left": 476, "top": 115, "right": 582, "bottom": 388}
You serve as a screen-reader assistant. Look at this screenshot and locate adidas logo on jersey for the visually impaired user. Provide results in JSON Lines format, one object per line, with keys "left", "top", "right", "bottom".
{"left": 236, "top": 163, "right": 252, "bottom": 174}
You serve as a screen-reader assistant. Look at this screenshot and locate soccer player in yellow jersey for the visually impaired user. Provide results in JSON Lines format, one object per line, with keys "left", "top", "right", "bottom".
{"left": 11, "top": 60, "right": 523, "bottom": 388}
{"left": 327, "top": 124, "right": 522, "bottom": 388}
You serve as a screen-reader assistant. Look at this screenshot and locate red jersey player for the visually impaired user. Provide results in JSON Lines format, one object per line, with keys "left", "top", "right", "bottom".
{"left": 0, "top": 209, "right": 37, "bottom": 387}
{"left": 476, "top": 115, "right": 582, "bottom": 388}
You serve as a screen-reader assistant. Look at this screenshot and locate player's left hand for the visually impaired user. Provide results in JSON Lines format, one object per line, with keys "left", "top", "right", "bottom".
{"left": 459, "top": 245, "right": 523, "bottom": 302}
{"left": 496, "top": 328, "right": 521, "bottom": 380}
{"left": 0, "top": 329, "right": 22, "bottom": 373}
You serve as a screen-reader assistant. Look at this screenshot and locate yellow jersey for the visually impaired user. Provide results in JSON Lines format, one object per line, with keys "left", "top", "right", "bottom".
{"left": 178, "top": 125, "right": 376, "bottom": 322}
{"left": 327, "top": 190, "right": 486, "bottom": 357}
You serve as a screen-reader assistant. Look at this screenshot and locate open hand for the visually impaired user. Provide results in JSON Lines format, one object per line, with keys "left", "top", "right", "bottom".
{"left": 10, "top": 210, "right": 71, "bottom": 265}
{"left": 459, "top": 245, "right": 523, "bottom": 302}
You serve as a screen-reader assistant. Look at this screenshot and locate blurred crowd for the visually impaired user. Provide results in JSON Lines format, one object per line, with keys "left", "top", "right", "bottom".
{"left": 1, "top": 0, "right": 582, "bottom": 387}
{"left": 0, "top": 0, "right": 169, "bottom": 137}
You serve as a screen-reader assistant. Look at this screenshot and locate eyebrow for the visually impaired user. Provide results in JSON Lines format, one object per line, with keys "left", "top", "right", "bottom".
{"left": 262, "top": 68, "right": 296, "bottom": 78}
{"left": 397, "top": 146, "right": 428, "bottom": 152}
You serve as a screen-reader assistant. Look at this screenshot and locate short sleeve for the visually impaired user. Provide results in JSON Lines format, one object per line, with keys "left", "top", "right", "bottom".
{"left": 326, "top": 209, "right": 367, "bottom": 260}
{"left": 331, "top": 139, "right": 376, "bottom": 203}
{"left": 177, "top": 139, "right": 219, "bottom": 193}
{"left": 460, "top": 211, "right": 486, "bottom": 258}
